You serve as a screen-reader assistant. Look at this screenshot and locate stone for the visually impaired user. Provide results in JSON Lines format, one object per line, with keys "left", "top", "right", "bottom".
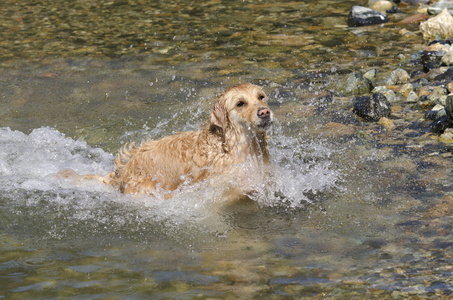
{"left": 424, "top": 195, "right": 453, "bottom": 218}
{"left": 353, "top": 93, "right": 392, "bottom": 122}
{"left": 348, "top": 6, "right": 390, "bottom": 27}
{"left": 371, "top": 0, "right": 393, "bottom": 12}
{"left": 405, "top": 91, "right": 419, "bottom": 103}
{"left": 440, "top": 128, "right": 453, "bottom": 142}
{"left": 372, "top": 86, "right": 398, "bottom": 103}
{"left": 426, "top": 104, "right": 447, "bottom": 120}
{"left": 427, "top": 86, "right": 448, "bottom": 105}
{"left": 430, "top": 113, "right": 453, "bottom": 133}
{"left": 425, "top": 67, "right": 446, "bottom": 80}
{"left": 378, "top": 117, "right": 396, "bottom": 130}
{"left": 368, "top": 0, "right": 381, "bottom": 5}
{"left": 386, "top": 68, "right": 410, "bottom": 85}
{"left": 425, "top": 42, "right": 450, "bottom": 52}
{"left": 434, "top": 67, "right": 453, "bottom": 82}
{"left": 446, "top": 93, "right": 453, "bottom": 118}
{"left": 399, "top": 13, "right": 429, "bottom": 24}
{"left": 402, "top": 0, "right": 429, "bottom": 5}
{"left": 448, "top": 82, "right": 453, "bottom": 93}
{"left": 334, "top": 72, "right": 372, "bottom": 96}
{"left": 442, "top": 49, "right": 453, "bottom": 65}
{"left": 418, "top": 85, "right": 432, "bottom": 98}
{"left": 421, "top": 49, "right": 446, "bottom": 72}
{"left": 427, "top": 0, "right": 453, "bottom": 15}
{"left": 398, "top": 83, "right": 414, "bottom": 96}
{"left": 363, "top": 69, "right": 376, "bottom": 81}
{"left": 420, "top": 9, "right": 453, "bottom": 40}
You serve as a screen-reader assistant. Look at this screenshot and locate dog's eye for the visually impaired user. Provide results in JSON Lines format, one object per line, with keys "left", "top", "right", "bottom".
{"left": 258, "top": 95, "right": 266, "bottom": 101}
{"left": 237, "top": 101, "right": 245, "bottom": 107}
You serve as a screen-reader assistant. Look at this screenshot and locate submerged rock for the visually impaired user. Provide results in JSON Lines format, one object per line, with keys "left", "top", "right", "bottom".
{"left": 421, "top": 43, "right": 449, "bottom": 72}
{"left": 429, "top": 96, "right": 453, "bottom": 132}
{"left": 401, "top": 0, "right": 430, "bottom": 5}
{"left": 334, "top": 72, "right": 372, "bottom": 96}
{"left": 353, "top": 93, "right": 392, "bottom": 121}
{"left": 372, "top": 86, "right": 398, "bottom": 103}
{"left": 434, "top": 67, "right": 453, "bottom": 82}
{"left": 371, "top": 0, "right": 394, "bottom": 12}
{"left": 442, "top": 49, "right": 453, "bottom": 65}
{"left": 386, "top": 68, "right": 410, "bottom": 85}
{"left": 427, "top": 0, "right": 453, "bottom": 15}
{"left": 378, "top": 117, "right": 396, "bottom": 130}
{"left": 420, "top": 9, "right": 453, "bottom": 40}
{"left": 446, "top": 94, "right": 453, "bottom": 116}
{"left": 320, "top": 122, "right": 356, "bottom": 137}
{"left": 405, "top": 91, "right": 419, "bottom": 103}
{"left": 425, "top": 104, "right": 447, "bottom": 120}
{"left": 348, "top": 6, "right": 389, "bottom": 27}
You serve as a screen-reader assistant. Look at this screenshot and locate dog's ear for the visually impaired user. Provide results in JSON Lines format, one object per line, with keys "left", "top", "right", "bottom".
{"left": 209, "top": 101, "right": 227, "bottom": 131}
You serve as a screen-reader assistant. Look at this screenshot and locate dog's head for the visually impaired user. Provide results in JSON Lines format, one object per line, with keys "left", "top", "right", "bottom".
{"left": 210, "top": 84, "right": 273, "bottom": 134}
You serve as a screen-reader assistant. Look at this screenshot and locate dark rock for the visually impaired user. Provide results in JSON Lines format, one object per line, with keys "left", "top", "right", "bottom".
{"left": 421, "top": 50, "right": 446, "bottom": 72}
{"left": 347, "top": 6, "right": 389, "bottom": 27}
{"left": 353, "top": 93, "right": 391, "bottom": 122}
{"left": 446, "top": 94, "right": 453, "bottom": 118}
{"left": 428, "top": 95, "right": 453, "bottom": 133}
{"left": 428, "top": 40, "right": 452, "bottom": 47}
{"left": 425, "top": 107, "right": 447, "bottom": 120}
{"left": 434, "top": 67, "right": 453, "bottom": 82}
{"left": 386, "top": 6, "right": 400, "bottom": 14}
{"left": 430, "top": 115, "right": 453, "bottom": 133}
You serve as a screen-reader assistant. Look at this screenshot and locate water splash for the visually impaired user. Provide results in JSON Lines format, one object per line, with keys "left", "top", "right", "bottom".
{"left": 0, "top": 124, "right": 340, "bottom": 240}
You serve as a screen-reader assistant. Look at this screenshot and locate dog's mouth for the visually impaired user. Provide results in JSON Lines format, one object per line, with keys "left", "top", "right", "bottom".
{"left": 257, "top": 118, "right": 273, "bottom": 130}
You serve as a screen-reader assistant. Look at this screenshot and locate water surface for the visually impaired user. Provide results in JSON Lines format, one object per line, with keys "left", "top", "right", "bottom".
{"left": 1, "top": 0, "right": 452, "bottom": 298}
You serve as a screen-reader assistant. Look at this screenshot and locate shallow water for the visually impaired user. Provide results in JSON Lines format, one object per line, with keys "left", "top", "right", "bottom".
{"left": 1, "top": 0, "right": 453, "bottom": 299}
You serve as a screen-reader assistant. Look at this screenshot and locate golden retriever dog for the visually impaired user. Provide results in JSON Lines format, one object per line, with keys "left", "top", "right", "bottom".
{"left": 57, "top": 83, "right": 273, "bottom": 197}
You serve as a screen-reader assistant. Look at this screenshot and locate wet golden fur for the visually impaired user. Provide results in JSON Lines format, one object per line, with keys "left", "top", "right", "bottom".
{"left": 58, "top": 83, "right": 273, "bottom": 196}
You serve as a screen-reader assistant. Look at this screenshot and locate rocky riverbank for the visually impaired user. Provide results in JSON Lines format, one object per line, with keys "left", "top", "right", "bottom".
{"left": 326, "top": 1, "right": 453, "bottom": 141}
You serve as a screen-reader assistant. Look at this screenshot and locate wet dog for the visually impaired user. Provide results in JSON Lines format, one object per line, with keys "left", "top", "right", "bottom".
{"left": 57, "top": 83, "right": 273, "bottom": 196}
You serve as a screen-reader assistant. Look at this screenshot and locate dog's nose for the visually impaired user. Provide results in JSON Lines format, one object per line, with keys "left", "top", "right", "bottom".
{"left": 257, "top": 107, "right": 271, "bottom": 119}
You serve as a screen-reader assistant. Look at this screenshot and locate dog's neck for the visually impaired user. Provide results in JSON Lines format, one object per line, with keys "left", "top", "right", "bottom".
{"left": 221, "top": 124, "right": 270, "bottom": 164}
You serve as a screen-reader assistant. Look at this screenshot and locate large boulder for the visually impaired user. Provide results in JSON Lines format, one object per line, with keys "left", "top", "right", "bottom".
{"left": 420, "top": 9, "right": 453, "bottom": 40}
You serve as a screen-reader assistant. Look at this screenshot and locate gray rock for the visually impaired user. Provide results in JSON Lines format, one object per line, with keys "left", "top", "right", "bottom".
{"left": 446, "top": 94, "right": 453, "bottom": 118}
{"left": 353, "top": 93, "right": 392, "bottom": 122}
{"left": 386, "top": 68, "right": 410, "bottom": 85}
{"left": 427, "top": 86, "right": 448, "bottom": 105}
{"left": 403, "top": 0, "right": 430, "bottom": 5}
{"left": 348, "top": 6, "right": 389, "bottom": 27}
{"left": 405, "top": 91, "right": 419, "bottom": 103}
{"left": 427, "top": 0, "right": 453, "bottom": 15}
{"left": 442, "top": 49, "right": 453, "bottom": 65}
{"left": 426, "top": 104, "right": 446, "bottom": 120}
{"left": 435, "top": 67, "right": 453, "bottom": 82}
{"left": 363, "top": 69, "right": 376, "bottom": 81}
{"left": 335, "top": 72, "right": 372, "bottom": 96}
{"left": 372, "top": 86, "right": 398, "bottom": 103}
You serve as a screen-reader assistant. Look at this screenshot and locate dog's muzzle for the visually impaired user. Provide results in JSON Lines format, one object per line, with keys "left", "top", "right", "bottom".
{"left": 257, "top": 107, "right": 273, "bottom": 130}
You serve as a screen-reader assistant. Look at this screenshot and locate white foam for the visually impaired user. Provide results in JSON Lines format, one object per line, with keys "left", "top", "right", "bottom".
{"left": 0, "top": 125, "right": 340, "bottom": 236}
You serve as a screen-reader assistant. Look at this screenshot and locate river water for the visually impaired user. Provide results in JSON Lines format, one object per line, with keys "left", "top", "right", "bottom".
{"left": 1, "top": 0, "right": 453, "bottom": 298}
